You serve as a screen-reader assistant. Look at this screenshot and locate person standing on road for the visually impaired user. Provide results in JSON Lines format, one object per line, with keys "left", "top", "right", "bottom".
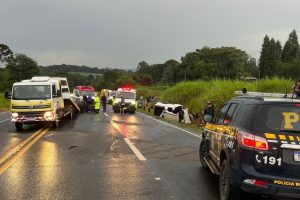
{"left": 292, "top": 80, "right": 300, "bottom": 98}
{"left": 94, "top": 94, "right": 100, "bottom": 113}
{"left": 83, "top": 95, "right": 89, "bottom": 112}
{"left": 101, "top": 94, "right": 107, "bottom": 112}
{"left": 202, "top": 101, "right": 215, "bottom": 123}
{"left": 120, "top": 96, "right": 125, "bottom": 115}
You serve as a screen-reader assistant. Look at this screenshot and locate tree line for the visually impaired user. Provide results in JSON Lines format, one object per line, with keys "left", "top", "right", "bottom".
{"left": 1, "top": 29, "right": 300, "bottom": 92}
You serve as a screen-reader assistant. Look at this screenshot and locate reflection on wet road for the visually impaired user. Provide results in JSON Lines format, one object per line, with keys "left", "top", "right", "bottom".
{"left": 0, "top": 108, "right": 283, "bottom": 199}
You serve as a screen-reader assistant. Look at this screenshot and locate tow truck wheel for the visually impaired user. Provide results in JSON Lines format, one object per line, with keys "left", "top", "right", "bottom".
{"left": 69, "top": 108, "right": 73, "bottom": 120}
{"left": 219, "top": 159, "right": 243, "bottom": 200}
{"left": 52, "top": 120, "right": 59, "bottom": 128}
{"left": 199, "top": 141, "right": 208, "bottom": 169}
{"left": 15, "top": 122, "right": 23, "bottom": 131}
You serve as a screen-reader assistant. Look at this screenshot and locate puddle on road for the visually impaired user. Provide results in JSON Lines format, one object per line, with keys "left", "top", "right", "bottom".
{"left": 131, "top": 139, "right": 198, "bottom": 162}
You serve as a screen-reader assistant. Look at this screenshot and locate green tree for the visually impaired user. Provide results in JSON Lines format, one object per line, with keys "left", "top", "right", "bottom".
{"left": 259, "top": 36, "right": 282, "bottom": 78}
{"left": 282, "top": 30, "right": 300, "bottom": 62}
{"left": 0, "top": 44, "right": 13, "bottom": 66}
{"left": 6, "top": 54, "right": 39, "bottom": 82}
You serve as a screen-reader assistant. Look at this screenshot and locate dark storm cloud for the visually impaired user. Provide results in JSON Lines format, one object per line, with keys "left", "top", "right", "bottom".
{"left": 0, "top": 0, "right": 299, "bottom": 68}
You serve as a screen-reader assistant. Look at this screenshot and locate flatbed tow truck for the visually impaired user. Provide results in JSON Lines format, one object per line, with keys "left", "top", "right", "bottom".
{"left": 8, "top": 76, "right": 80, "bottom": 130}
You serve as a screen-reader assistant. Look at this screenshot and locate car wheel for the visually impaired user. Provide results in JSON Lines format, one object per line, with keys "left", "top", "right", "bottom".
{"left": 199, "top": 141, "right": 208, "bottom": 169}
{"left": 15, "top": 122, "right": 23, "bottom": 131}
{"left": 219, "top": 159, "right": 243, "bottom": 200}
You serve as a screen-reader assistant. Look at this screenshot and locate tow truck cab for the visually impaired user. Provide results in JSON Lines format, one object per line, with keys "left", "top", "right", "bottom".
{"left": 113, "top": 87, "right": 136, "bottom": 113}
{"left": 10, "top": 76, "right": 77, "bottom": 130}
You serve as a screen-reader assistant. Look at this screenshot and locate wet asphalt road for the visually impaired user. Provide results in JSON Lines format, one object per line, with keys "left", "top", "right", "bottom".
{"left": 0, "top": 107, "right": 281, "bottom": 200}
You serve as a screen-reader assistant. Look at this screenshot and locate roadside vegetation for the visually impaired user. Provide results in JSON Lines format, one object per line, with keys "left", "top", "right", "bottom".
{"left": 161, "top": 78, "right": 293, "bottom": 114}
{"left": 0, "top": 92, "right": 10, "bottom": 110}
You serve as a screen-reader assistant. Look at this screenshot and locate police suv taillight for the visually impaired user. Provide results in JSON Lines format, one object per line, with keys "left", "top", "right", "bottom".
{"left": 237, "top": 131, "right": 268, "bottom": 151}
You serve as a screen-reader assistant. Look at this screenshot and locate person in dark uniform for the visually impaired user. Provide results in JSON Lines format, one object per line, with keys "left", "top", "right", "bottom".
{"left": 101, "top": 94, "right": 107, "bottom": 112}
{"left": 83, "top": 95, "right": 88, "bottom": 112}
{"left": 202, "top": 101, "right": 215, "bottom": 123}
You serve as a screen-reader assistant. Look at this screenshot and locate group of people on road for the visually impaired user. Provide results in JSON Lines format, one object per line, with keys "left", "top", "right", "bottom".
{"left": 83, "top": 93, "right": 107, "bottom": 113}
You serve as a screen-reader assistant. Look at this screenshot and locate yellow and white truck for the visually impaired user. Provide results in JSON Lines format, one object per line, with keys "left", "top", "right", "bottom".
{"left": 9, "top": 76, "right": 80, "bottom": 130}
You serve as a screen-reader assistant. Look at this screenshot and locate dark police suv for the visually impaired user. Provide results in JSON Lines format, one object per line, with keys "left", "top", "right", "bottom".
{"left": 199, "top": 91, "right": 300, "bottom": 200}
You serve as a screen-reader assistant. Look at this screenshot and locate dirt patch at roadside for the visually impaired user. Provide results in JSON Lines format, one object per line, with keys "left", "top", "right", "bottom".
{"left": 0, "top": 109, "right": 8, "bottom": 113}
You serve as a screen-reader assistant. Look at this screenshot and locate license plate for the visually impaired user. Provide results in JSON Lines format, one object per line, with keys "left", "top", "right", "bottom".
{"left": 294, "top": 151, "right": 300, "bottom": 162}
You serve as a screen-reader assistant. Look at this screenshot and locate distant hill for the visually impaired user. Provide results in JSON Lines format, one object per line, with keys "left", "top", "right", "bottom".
{"left": 39, "top": 64, "right": 106, "bottom": 75}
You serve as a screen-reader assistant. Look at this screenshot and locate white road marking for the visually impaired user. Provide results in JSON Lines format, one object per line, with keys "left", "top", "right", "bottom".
{"left": 104, "top": 112, "right": 108, "bottom": 117}
{"left": 110, "top": 120, "right": 147, "bottom": 161}
{"left": 0, "top": 119, "right": 10, "bottom": 124}
{"left": 123, "top": 138, "right": 146, "bottom": 161}
{"left": 138, "top": 112, "right": 201, "bottom": 138}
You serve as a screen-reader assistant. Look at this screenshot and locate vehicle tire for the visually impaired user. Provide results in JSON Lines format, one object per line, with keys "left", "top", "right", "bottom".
{"left": 219, "top": 159, "right": 244, "bottom": 200}
{"left": 52, "top": 120, "right": 59, "bottom": 128}
{"left": 15, "top": 122, "right": 23, "bottom": 131}
{"left": 199, "top": 141, "right": 208, "bottom": 169}
{"left": 69, "top": 108, "right": 73, "bottom": 120}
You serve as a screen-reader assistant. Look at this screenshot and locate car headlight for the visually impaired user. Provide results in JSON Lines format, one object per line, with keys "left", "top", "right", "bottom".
{"left": 12, "top": 113, "right": 18, "bottom": 118}
{"left": 44, "top": 111, "right": 53, "bottom": 118}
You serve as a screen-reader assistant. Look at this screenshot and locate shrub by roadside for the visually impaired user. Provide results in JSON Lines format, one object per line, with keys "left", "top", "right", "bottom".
{"left": 0, "top": 92, "right": 10, "bottom": 111}
{"left": 161, "top": 78, "right": 293, "bottom": 114}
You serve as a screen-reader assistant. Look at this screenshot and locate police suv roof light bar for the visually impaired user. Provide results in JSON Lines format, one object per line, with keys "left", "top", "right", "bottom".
{"left": 235, "top": 90, "right": 294, "bottom": 98}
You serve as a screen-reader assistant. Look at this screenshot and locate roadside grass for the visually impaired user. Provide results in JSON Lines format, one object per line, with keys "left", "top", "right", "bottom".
{"left": 0, "top": 92, "right": 10, "bottom": 111}
{"left": 134, "top": 78, "right": 293, "bottom": 137}
{"left": 161, "top": 78, "right": 293, "bottom": 114}
{"left": 136, "top": 85, "right": 169, "bottom": 99}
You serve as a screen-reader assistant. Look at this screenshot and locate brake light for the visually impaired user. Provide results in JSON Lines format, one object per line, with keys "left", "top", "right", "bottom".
{"left": 237, "top": 131, "right": 268, "bottom": 151}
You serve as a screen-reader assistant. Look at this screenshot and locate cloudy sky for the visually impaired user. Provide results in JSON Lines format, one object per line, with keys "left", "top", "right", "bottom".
{"left": 1, "top": 0, "right": 299, "bottom": 69}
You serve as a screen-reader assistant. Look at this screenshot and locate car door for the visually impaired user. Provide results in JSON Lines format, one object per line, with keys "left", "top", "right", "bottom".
{"left": 208, "top": 104, "right": 230, "bottom": 164}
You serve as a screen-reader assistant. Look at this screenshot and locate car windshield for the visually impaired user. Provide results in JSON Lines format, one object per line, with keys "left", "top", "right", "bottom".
{"left": 116, "top": 91, "right": 136, "bottom": 99}
{"left": 253, "top": 104, "right": 300, "bottom": 133}
{"left": 79, "top": 90, "right": 95, "bottom": 96}
{"left": 12, "top": 85, "right": 51, "bottom": 100}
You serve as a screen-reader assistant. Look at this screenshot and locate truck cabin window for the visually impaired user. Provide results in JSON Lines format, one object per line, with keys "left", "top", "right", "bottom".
{"left": 12, "top": 85, "right": 51, "bottom": 100}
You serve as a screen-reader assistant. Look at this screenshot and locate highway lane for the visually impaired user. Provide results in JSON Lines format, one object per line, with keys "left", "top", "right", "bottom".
{"left": 0, "top": 107, "right": 279, "bottom": 199}
{"left": 0, "top": 111, "right": 46, "bottom": 159}
{"left": 0, "top": 109, "right": 174, "bottom": 200}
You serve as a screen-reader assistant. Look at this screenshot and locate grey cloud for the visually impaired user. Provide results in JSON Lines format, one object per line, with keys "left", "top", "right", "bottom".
{"left": 1, "top": 0, "right": 299, "bottom": 68}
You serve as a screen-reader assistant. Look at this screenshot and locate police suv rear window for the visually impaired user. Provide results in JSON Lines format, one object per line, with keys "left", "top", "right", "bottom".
{"left": 253, "top": 104, "right": 300, "bottom": 133}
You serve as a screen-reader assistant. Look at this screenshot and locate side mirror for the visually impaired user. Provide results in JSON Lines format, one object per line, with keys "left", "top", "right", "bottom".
{"left": 4, "top": 91, "right": 11, "bottom": 99}
{"left": 57, "top": 90, "right": 62, "bottom": 97}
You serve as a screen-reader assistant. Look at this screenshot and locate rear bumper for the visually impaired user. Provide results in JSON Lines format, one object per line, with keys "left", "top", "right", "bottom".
{"left": 241, "top": 181, "right": 300, "bottom": 198}
{"left": 233, "top": 152, "right": 300, "bottom": 198}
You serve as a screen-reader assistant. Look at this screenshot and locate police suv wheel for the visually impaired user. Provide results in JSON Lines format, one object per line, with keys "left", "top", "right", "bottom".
{"left": 219, "top": 159, "right": 243, "bottom": 200}
{"left": 199, "top": 141, "right": 208, "bottom": 169}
